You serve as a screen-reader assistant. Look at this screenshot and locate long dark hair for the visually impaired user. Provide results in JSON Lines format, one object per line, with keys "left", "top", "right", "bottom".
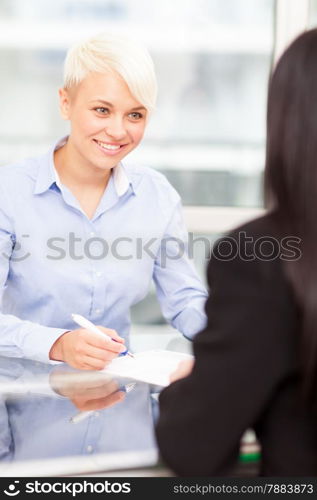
{"left": 265, "top": 29, "right": 317, "bottom": 404}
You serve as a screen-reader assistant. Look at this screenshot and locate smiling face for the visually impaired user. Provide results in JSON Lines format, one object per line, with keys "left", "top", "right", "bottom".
{"left": 58, "top": 71, "right": 147, "bottom": 173}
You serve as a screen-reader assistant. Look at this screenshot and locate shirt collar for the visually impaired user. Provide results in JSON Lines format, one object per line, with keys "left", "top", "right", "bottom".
{"left": 34, "top": 136, "right": 134, "bottom": 196}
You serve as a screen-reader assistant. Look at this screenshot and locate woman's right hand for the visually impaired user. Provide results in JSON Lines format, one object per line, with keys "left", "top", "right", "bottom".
{"left": 49, "top": 327, "right": 126, "bottom": 370}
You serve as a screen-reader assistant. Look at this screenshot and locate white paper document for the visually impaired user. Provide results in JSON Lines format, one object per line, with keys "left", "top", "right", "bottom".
{"left": 103, "top": 349, "right": 193, "bottom": 387}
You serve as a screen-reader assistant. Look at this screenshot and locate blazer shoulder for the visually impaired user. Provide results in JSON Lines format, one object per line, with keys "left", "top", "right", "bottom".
{"left": 209, "top": 212, "right": 296, "bottom": 300}
{"left": 228, "top": 212, "right": 282, "bottom": 240}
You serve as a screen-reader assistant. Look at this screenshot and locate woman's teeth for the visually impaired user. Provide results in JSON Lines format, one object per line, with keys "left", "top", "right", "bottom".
{"left": 97, "top": 141, "right": 121, "bottom": 151}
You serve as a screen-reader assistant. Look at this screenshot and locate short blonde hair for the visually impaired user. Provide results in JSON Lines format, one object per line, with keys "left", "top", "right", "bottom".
{"left": 63, "top": 33, "right": 157, "bottom": 114}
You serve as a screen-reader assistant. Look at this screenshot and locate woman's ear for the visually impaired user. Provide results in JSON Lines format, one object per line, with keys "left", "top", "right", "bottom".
{"left": 58, "top": 87, "right": 72, "bottom": 120}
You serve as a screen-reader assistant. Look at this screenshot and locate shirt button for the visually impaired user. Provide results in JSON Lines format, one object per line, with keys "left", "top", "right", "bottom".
{"left": 89, "top": 232, "right": 95, "bottom": 237}
{"left": 86, "top": 445, "right": 93, "bottom": 453}
{"left": 96, "top": 272, "right": 102, "bottom": 277}
{"left": 95, "top": 309, "right": 101, "bottom": 314}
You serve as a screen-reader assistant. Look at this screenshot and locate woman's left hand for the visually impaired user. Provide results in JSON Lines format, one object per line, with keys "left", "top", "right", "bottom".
{"left": 169, "top": 359, "right": 194, "bottom": 383}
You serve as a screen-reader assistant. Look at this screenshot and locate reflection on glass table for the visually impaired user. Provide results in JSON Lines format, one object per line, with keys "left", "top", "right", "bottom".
{"left": 0, "top": 355, "right": 161, "bottom": 476}
{"left": 0, "top": 353, "right": 260, "bottom": 477}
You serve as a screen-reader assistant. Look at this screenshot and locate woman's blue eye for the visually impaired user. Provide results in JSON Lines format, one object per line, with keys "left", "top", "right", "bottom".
{"left": 129, "top": 112, "right": 143, "bottom": 120}
{"left": 95, "top": 107, "right": 109, "bottom": 114}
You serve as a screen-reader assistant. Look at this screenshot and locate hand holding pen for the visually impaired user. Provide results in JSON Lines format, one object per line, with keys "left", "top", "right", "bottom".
{"left": 49, "top": 313, "right": 129, "bottom": 370}
{"left": 71, "top": 314, "right": 134, "bottom": 359}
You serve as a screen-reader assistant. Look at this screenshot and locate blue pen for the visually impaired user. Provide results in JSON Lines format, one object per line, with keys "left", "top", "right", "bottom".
{"left": 71, "top": 313, "right": 134, "bottom": 358}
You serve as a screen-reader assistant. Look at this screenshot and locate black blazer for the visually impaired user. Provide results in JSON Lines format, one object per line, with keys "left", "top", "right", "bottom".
{"left": 156, "top": 214, "right": 317, "bottom": 476}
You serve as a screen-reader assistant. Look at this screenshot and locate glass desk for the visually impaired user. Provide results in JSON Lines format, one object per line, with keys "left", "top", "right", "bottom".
{"left": 0, "top": 353, "right": 260, "bottom": 477}
{"left": 0, "top": 354, "right": 169, "bottom": 477}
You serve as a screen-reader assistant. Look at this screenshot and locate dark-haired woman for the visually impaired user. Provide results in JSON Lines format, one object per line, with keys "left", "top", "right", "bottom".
{"left": 155, "top": 29, "right": 317, "bottom": 476}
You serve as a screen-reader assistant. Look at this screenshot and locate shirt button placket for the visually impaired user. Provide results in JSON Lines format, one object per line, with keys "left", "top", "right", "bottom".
{"left": 87, "top": 224, "right": 105, "bottom": 320}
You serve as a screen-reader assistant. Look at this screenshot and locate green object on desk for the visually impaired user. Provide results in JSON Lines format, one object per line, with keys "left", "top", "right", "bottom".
{"left": 239, "top": 451, "right": 261, "bottom": 463}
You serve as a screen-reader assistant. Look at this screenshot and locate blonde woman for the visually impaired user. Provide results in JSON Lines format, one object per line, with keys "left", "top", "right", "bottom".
{"left": 0, "top": 33, "right": 207, "bottom": 370}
